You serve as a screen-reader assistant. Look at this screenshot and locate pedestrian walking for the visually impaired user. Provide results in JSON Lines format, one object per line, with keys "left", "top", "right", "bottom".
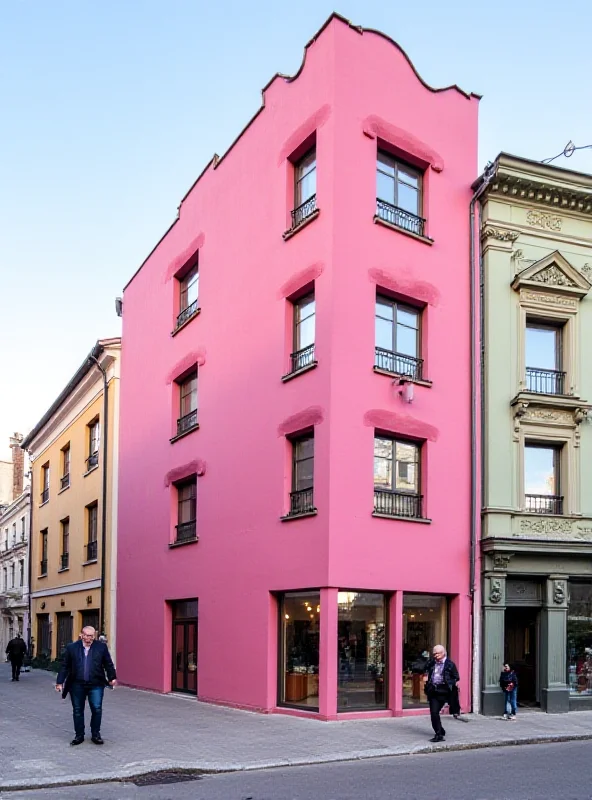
{"left": 55, "top": 626, "right": 117, "bottom": 746}
{"left": 499, "top": 663, "right": 519, "bottom": 719}
{"left": 424, "top": 644, "right": 460, "bottom": 742}
{"left": 5, "top": 633, "right": 27, "bottom": 681}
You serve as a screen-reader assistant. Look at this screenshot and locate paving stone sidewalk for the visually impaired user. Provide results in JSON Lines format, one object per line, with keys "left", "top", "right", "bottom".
{"left": 2, "top": 662, "right": 592, "bottom": 791}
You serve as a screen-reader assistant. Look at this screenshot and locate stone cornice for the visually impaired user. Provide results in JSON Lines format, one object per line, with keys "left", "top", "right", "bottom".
{"left": 488, "top": 172, "right": 592, "bottom": 216}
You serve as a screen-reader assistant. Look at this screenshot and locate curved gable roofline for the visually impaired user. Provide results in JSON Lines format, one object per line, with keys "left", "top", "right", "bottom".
{"left": 124, "top": 12, "right": 479, "bottom": 292}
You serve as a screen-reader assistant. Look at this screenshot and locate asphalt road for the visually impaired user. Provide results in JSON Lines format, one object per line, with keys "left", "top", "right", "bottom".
{"left": 4, "top": 740, "right": 591, "bottom": 800}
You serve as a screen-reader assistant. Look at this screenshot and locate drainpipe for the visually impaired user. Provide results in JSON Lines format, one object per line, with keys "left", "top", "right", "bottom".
{"left": 469, "top": 160, "right": 496, "bottom": 713}
{"left": 88, "top": 354, "right": 109, "bottom": 638}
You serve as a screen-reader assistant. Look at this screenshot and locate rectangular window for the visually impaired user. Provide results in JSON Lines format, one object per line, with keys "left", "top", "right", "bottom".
{"left": 40, "top": 529, "right": 48, "bottom": 575}
{"left": 86, "top": 504, "right": 98, "bottom": 561}
{"left": 41, "top": 464, "right": 50, "bottom": 504}
{"left": 19, "top": 559, "right": 24, "bottom": 587}
{"left": 279, "top": 591, "right": 320, "bottom": 710}
{"left": 61, "top": 444, "right": 70, "bottom": 489}
{"left": 2, "top": 567, "right": 6, "bottom": 590}
{"left": 10, "top": 562, "right": 15, "bottom": 588}
{"left": 524, "top": 444, "right": 562, "bottom": 514}
{"left": 373, "top": 436, "right": 423, "bottom": 519}
{"left": 21, "top": 517, "right": 26, "bottom": 541}
{"left": 289, "top": 293, "right": 316, "bottom": 374}
{"left": 176, "top": 478, "right": 197, "bottom": 544}
{"left": 567, "top": 582, "right": 592, "bottom": 696}
{"left": 177, "top": 263, "right": 200, "bottom": 329}
{"left": 376, "top": 151, "right": 424, "bottom": 236}
{"left": 12, "top": 522, "right": 16, "bottom": 546}
{"left": 60, "top": 518, "right": 70, "bottom": 570}
{"left": 337, "top": 592, "right": 387, "bottom": 711}
{"left": 403, "top": 594, "right": 448, "bottom": 708}
{"left": 291, "top": 148, "right": 317, "bottom": 228}
{"left": 87, "top": 421, "right": 100, "bottom": 470}
{"left": 176, "top": 371, "right": 198, "bottom": 436}
{"left": 525, "top": 322, "right": 565, "bottom": 394}
{"left": 375, "top": 296, "right": 422, "bottom": 380}
{"left": 288, "top": 434, "right": 315, "bottom": 516}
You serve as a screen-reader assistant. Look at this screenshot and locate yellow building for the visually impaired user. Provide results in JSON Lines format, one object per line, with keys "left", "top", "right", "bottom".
{"left": 22, "top": 339, "right": 120, "bottom": 662}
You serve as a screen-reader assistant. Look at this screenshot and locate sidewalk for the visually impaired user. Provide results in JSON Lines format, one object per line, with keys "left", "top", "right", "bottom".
{"left": 2, "top": 662, "right": 592, "bottom": 791}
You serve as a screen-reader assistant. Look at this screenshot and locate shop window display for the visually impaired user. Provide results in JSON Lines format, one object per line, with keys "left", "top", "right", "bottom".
{"left": 567, "top": 582, "right": 592, "bottom": 696}
{"left": 337, "top": 592, "right": 387, "bottom": 710}
{"left": 279, "top": 591, "right": 320, "bottom": 709}
{"left": 402, "top": 594, "right": 448, "bottom": 708}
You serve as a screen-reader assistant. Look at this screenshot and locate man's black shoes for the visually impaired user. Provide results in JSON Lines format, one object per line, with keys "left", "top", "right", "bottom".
{"left": 91, "top": 735, "right": 104, "bottom": 745}
{"left": 429, "top": 734, "right": 445, "bottom": 742}
{"left": 70, "top": 736, "right": 84, "bottom": 746}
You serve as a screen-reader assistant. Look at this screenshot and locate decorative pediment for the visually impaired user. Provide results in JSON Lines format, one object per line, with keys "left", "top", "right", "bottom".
{"left": 512, "top": 250, "right": 591, "bottom": 298}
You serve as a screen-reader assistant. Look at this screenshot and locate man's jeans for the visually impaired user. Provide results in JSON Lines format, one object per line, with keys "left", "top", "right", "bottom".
{"left": 504, "top": 687, "right": 518, "bottom": 716}
{"left": 70, "top": 683, "right": 105, "bottom": 738}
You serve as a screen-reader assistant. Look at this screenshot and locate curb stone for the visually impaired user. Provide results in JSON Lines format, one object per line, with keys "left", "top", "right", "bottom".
{"left": 2, "top": 732, "right": 592, "bottom": 793}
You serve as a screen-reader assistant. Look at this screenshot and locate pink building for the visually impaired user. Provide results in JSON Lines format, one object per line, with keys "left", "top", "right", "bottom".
{"left": 117, "top": 14, "right": 480, "bottom": 720}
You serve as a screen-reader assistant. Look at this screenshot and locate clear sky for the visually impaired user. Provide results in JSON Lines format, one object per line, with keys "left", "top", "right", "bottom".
{"left": 1, "top": 0, "right": 591, "bottom": 459}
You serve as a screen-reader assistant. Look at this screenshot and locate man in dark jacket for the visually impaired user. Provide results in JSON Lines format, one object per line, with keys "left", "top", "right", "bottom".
{"left": 424, "top": 644, "right": 460, "bottom": 742}
{"left": 55, "top": 626, "right": 117, "bottom": 746}
{"left": 6, "top": 633, "right": 27, "bottom": 681}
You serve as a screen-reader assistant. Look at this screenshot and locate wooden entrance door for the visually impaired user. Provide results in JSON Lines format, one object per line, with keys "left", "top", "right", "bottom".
{"left": 171, "top": 600, "right": 198, "bottom": 694}
{"left": 36, "top": 614, "right": 51, "bottom": 657}
{"left": 505, "top": 608, "right": 539, "bottom": 705}
{"left": 56, "top": 613, "right": 73, "bottom": 658}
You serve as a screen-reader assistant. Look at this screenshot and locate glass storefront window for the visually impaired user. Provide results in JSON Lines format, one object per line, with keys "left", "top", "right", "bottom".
{"left": 337, "top": 592, "right": 387, "bottom": 711}
{"left": 567, "top": 582, "right": 592, "bottom": 696}
{"left": 279, "top": 591, "right": 320, "bottom": 709}
{"left": 402, "top": 594, "right": 448, "bottom": 708}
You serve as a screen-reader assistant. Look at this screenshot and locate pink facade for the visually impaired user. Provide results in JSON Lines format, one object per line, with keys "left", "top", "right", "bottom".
{"left": 117, "top": 15, "right": 479, "bottom": 719}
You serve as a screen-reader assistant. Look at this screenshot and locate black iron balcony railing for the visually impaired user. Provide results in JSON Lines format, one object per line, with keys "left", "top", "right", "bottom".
{"left": 40, "top": 559, "right": 47, "bottom": 575}
{"left": 374, "top": 347, "right": 424, "bottom": 381}
{"left": 289, "top": 344, "right": 316, "bottom": 374}
{"left": 374, "top": 489, "right": 423, "bottom": 519}
{"left": 60, "top": 474, "right": 70, "bottom": 490}
{"left": 288, "top": 487, "right": 315, "bottom": 516}
{"left": 86, "top": 451, "right": 99, "bottom": 471}
{"left": 525, "top": 494, "right": 564, "bottom": 515}
{"left": 175, "top": 521, "right": 197, "bottom": 543}
{"left": 526, "top": 367, "right": 566, "bottom": 395}
{"left": 176, "top": 300, "right": 199, "bottom": 329}
{"left": 86, "top": 540, "right": 98, "bottom": 561}
{"left": 41, "top": 488, "right": 49, "bottom": 504}
{"left": 60, "top": 553, "right": 69, "bottom": 570}
{"left": 376, "top": 199, "right": 426, "bottom": 237}
{"left": 290, "top": 194, "right": 317, "bottom": 229}
{"left": 177, "top": 409, "right": 198, "bottom": 436}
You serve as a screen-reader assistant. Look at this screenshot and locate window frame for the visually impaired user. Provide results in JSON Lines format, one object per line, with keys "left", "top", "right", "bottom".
{"left": 40, "top": 529, "right": 48, "bottom": 576}
{"left": 376, "top": 150, "right": 423, "bottom": 218}
{"left": 86, "top": 503, "right": 98, "bottom": 562}
{"left": 294, "top": 147, "right": 317, "bottom": 209}
{"left": 61, "top": 444, "right": 71, "bottom": 489}
{"left": 41, "top": 463, "right": 50, "bottom": 504}
{"left": 282, "top": 432, "right": 316, "bottom": 518}
{"left": 374, "top": 294, "right": 423, "bottom": 380}
{"left": 524, "top": 441, "right": 563, "bottom": 515}
{"left": 60, "top": 517, "right": 70, "bottom": 570}
{"left": 174, "top": 476, "right": 198, "bottom": 545}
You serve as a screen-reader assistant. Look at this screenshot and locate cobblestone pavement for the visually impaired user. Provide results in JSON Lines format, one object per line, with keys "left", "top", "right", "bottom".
{"left": 2, "top": 663, "right": 592, "bottom": 791}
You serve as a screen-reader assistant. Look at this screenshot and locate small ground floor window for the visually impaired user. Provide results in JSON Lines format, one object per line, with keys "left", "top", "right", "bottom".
{"left": 567, "top": 582, "right": 592, "bottom": 696}
{"left": 402, "top": 594, "right": 448, "bottom": 708}
{"left": 279, "top": 591, "right": 320, "bottom": 709}
{"left": 338, "top": 591, "right": 387, "bottom": 711}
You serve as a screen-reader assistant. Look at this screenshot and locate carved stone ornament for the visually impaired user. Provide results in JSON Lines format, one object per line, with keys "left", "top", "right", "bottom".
{"left": 582, "top": 263, "right": 592, "bottom": 279}
{"left": 513, "top": 401, "right": 529, "bottom": 441}
{"left": 481, "top": 226, "right": 520, "bottom": 242}
{"left": 531, "top": 265, "right": 576, "bottom": 287}
{"left": 519, "top": 518, "right": 573, "bottom": 535}
{"left": 519, "top": 290, "right": 578, "bottom": 309}
{"left": 526, "top": 210, "right": 562, "bottom": 231}
{"left": 524, "top": 408, "right": 574, "bottom": 425}
{"left": 553, "top": 580, "right": 566, "bottom": 605}
{"left": 489, "top": 578, "right": 503, "bottom": 604}
{"left": 493, "top": 554, "right": 512, "bottom": 570}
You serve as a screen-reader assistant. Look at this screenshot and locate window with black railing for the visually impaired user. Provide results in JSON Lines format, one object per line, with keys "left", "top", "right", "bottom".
{"left": 41, "top": 463, "right": 50, "bottom": 503}
{"left": 524, "top": 444, "right": 563, "bottom": 515}
{"left": 376, "top": 152, "right": 425, "bottom": 237}
{"left": 285, "top": 293, "right": 316, "bottom": 377}
{"left": 86, "top": 540, "right": 98, "bottom": 561}
{"left": 86, "top": 503, "right": 98, "bottom": 561}
{"left": 375, "top": 296, "right": 423, "bottom": 381}
{"left": 373, "top": 436, "right": 424, "bottom": 519}
{"left": 87, "top": 420, "right": 100, "bottom": 471}
{"left": 526, "top": 367, "right": 566, "bottom": 395}
{"left": 40, "top": 559, "right": 47, "bottom": 576}
{"left": 176, "top": 478, "right": 197, "bottom": 543}
{"left": 40, "top": 530, "right": 48, "bottom": 575}
{"left": 41, "top": 488, "right": 49, "bottom": 504}
{"left": 60, "top": 519, "right": 69, "bottom": 569}
{"left": 60, "top": 474, "right": 70, "bottom": 490}
{"left": 60, "top": 553, "right": 69, "bottom": 570}
{"left": 176, "top": 264, "right": 199, "bottom": 329}
{"left": 286, "top": 434, "right": 315, "bottom": 517}
{"left": 176, "top": 371, "right": 198, "bottom": 437}
{"left": 288, "top": 148, "right": 317, "bottom": 231}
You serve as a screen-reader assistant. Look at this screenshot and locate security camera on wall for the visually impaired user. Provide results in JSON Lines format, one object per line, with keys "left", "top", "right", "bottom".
{"left": 115, "top": 297, "right": 123, "bottom": 317}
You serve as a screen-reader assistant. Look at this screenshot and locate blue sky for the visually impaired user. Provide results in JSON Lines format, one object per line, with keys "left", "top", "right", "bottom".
{"left": 1, "top": 0, "right": 591, "bottom": 458}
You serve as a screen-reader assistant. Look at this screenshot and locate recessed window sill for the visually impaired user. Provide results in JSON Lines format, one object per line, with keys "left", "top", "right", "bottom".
{"left": 372, "top": 512, "right": 432, "bottom": 524}
{"left": 170, "top": 424, "right": 200, "bottom": 444}
{"left": 373, "top": 215, "right": 434, "bottom": 245}
{"left": 282, "top": 362, "right": 318, "bottom": 383}
{"left": 282, "top": 209, "right": 320, "bottom": 241}
{"left": 39, "top": 500, "right": 49, "bottom": 508}
{"left": 280, "top": 510, "right": 318, "bottom": 522}
{"left": 57, "top": 567, "right": 70, "bottom": 573}
{"left": 373, "top": 366, "right": 432, "bottom": 387}
{"left": 83, "top": 465, "right": 99, "bottom": 478}
{"left": 82, "top": 559, "right": 98, "bottom": 566}
{"left": 169, "top": 537, "right": 199, "bottom": 548}
{"left": 58, "top": 485, "right": 70, "bottom": 495}
{"left": 38, "top": 574, "right": 48, "bottom": 579}
{"left": 171, "top": 308, "right": 201, "bottom": 337}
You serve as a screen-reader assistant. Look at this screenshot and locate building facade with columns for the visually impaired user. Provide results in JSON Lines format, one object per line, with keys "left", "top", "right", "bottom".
{"left": 0, "top": 488, "right": 30, "bottom": 654}
{"left": 477, "top": 154, "right": 592, "bottom": 714}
